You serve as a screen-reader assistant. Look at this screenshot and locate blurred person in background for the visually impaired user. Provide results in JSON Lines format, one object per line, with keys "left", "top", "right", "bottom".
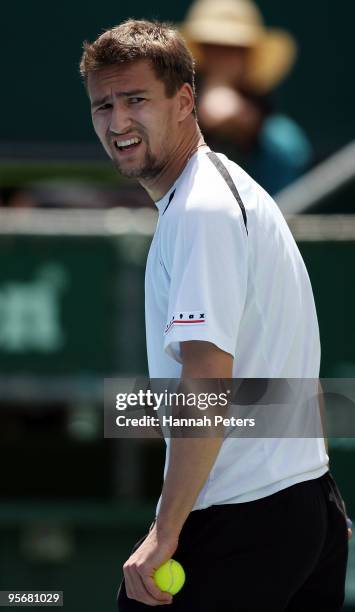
{"left": 181, "top": 0, "right": 313, "bottom": 194}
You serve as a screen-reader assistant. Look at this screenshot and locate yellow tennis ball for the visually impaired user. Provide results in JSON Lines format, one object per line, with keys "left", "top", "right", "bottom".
{"left": 154, "top": 559, "right": 185, "bottom": 595}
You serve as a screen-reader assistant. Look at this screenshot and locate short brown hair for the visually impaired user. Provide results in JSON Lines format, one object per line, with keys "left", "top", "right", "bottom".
{"left": 80, "top": 19, "right": 196, "bottom": 104}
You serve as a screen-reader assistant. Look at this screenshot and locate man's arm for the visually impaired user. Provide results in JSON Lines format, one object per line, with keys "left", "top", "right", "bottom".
{"left": 156, "top": 341, "right": 232, "bottom": 535}
{"left": 123, "top": 341, "right": 232, "bottom": 606}
{"left": 318, "top": 380, "right": 329, "bottom": 455}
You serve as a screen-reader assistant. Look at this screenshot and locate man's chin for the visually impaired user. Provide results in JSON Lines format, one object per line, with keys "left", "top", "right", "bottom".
{"left": 113, "top": 160, "right": 162, "bottom": 181}
{"left": 112, "top": 160, "right": 145, "bottom": 179}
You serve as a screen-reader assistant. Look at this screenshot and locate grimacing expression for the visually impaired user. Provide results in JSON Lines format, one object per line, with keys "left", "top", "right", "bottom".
{"left": 88, "top": 60, "right": 178, "bottom": 179}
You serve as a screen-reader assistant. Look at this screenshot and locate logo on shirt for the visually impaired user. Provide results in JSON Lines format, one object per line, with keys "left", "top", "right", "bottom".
{"left": 165, "top": 311, "right": 206, "bottom": 335}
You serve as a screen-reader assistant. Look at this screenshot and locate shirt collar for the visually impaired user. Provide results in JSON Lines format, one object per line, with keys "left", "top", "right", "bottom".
{"left": 154, "top": 147, "right": 210, "bottom": 214}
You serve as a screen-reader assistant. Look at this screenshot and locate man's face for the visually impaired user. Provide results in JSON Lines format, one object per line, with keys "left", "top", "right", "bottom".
{"left": 88, "top": 60, "right": 178, "bottom": 180}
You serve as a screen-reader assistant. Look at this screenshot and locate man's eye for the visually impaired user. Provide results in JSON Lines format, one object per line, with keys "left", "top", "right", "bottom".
{"left": 129, "top": 97, "right": 145, "bottom": 104}
{"left": 98, "top": 104, "right": 112, "bottom": 111}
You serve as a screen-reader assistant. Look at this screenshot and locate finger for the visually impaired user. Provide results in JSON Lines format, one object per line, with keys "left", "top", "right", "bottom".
{"left": 123, "top": 571, "right": 135, "bottom": 601}
{"left": 348, "top": 528, "right": 352, "bottom": 540}
{"left": 125, "top": 569, "right": 156, "bottom": 605}
{"left": 142, "top": 575, "right": 173, "bottom": 604}
{"left": 128, "top": 568, "right": 171, "bottom": 606}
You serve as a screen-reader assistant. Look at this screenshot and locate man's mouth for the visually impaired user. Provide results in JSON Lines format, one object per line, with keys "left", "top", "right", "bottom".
{"left": 114, "top": 137, "right": 143, "bottom": 153}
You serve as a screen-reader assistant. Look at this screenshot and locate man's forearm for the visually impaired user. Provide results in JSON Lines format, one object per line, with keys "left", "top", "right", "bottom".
{"left": 155, "top": 436, "right": 224, "bottom": 538}
{"left": 155, "top": 342, "right": 232, "bottom": 539}
{"left": 318, "top": 380, "right": 329, "bottom": 456}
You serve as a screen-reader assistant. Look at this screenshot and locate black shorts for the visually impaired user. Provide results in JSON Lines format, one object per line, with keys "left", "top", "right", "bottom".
{"left": 117, "top": 471, "right": 348, "bottom": 611}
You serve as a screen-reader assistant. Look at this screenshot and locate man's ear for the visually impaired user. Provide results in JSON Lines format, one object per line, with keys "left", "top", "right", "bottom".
{"left": 177, "top": 83, "right": 195, "bottom": 121}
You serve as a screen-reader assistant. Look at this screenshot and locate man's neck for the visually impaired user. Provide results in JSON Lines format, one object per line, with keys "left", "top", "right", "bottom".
{"left": 140, "top": 124, "right": 207, "bottom": 202}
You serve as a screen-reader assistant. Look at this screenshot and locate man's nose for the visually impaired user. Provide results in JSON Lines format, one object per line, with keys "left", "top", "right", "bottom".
{"left": 109, "top": 103, "right": 132, "bottom": 135}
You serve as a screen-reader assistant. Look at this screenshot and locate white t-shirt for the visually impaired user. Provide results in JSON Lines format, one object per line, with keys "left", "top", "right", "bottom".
{"left": 145, "top": 148, "right": 328, "bottom": 513}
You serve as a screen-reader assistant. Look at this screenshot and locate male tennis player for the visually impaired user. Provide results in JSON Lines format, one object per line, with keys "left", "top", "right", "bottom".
{"left": 80, "top": 19, "right": 349, "bottom": 611}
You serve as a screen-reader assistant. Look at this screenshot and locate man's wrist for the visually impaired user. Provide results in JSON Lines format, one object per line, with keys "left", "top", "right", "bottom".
{"left": 155, "top": 514, "right": 185, "bottom": 540}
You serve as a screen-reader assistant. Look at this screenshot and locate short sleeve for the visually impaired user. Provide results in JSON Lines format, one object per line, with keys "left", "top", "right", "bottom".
{"left": 163, "top": 205, "right": 248, "bottom": 363}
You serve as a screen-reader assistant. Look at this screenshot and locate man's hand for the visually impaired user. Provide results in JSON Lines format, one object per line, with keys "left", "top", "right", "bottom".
{"left": 123, "top": 523, "right": 179, "bottom": 606}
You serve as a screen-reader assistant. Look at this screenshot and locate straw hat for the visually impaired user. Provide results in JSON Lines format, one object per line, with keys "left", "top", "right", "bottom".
{"left": 181, "top": 0, "right": 297, "bottom": 94}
